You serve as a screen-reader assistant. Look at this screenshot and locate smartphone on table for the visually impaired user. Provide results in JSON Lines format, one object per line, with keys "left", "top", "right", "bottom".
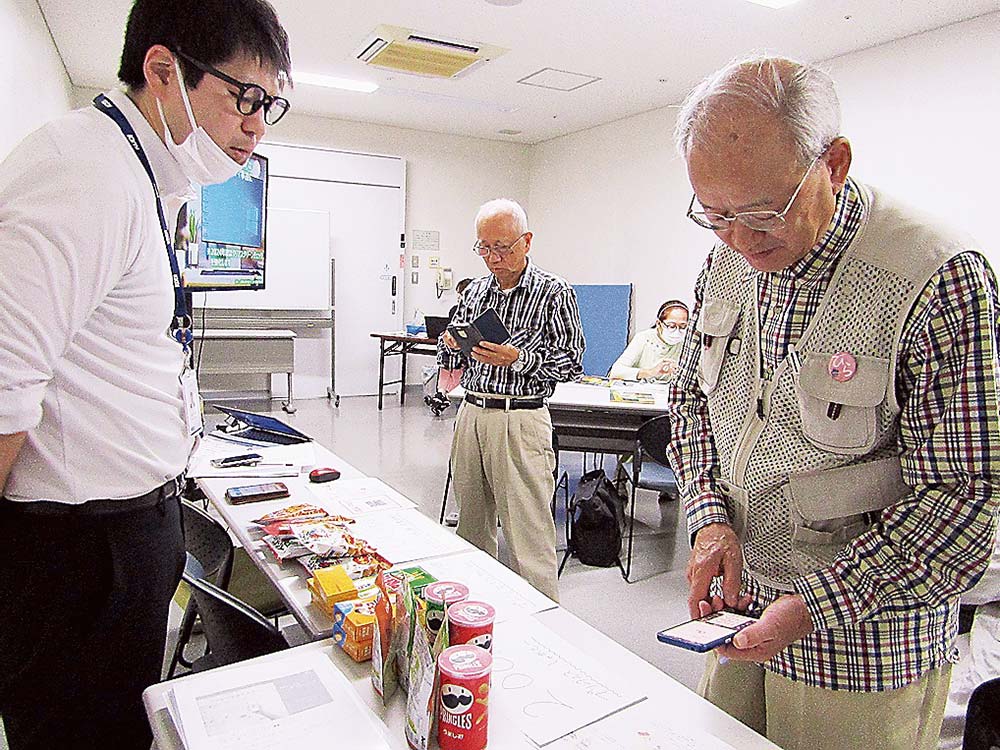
{"left": 657, "top": 609, "right": 759, "bottom": 653}
{"left": 224, "top": 482, "right": 290, "bottom": 505}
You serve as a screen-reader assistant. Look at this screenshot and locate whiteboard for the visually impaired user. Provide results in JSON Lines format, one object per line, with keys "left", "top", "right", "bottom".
{"left": 204, "top": 207, "right": 330, "bottom": 310}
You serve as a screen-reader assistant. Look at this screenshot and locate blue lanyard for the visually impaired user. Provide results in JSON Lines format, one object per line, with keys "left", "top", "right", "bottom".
{"left": 92, "top": 94, "right": 193, "bottom": 352}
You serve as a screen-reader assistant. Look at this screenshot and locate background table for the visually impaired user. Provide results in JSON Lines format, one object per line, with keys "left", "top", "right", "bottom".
{"left": 194, "top": 329, "right": 297, "bottom": 413}
{"left": 370, "top": 332, "right": 438, "bottom": 409}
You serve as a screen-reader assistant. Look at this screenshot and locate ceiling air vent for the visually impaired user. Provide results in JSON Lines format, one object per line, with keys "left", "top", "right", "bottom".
{"left": 355, "top": 25, "right": 507, "bottom": 79}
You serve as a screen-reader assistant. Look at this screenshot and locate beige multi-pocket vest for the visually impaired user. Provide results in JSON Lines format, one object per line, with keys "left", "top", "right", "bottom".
{"left": 698, "top": 186, "right": 969, "bottom": 591}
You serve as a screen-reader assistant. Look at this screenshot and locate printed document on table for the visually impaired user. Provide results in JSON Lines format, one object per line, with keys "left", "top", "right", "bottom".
{"left": 420, "top": 551, "right": 556, "bottom": 623}
{"left": 187, "top": 436, "right": 315, "bottom": 478}
{"left": 350, "top": 509, "right": 468, "bottom": 563}
{"left": 489, "top": 617, "right": 646, "bottom": 746}
{"left": 304, "top": 477, "right": 416, "bottom": 515}
{"left": 167, "top": 650, "right": 390, "bottom": 750}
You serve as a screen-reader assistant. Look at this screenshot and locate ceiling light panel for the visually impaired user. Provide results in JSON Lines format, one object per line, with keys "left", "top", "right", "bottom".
{"left": 517, "top": 68, "right": 601, "bottom": 92}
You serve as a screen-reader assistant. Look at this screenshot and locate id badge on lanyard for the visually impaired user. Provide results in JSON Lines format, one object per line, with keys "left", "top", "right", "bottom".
{"left": 93, "top": 94, "right": 203, "bottom": 436}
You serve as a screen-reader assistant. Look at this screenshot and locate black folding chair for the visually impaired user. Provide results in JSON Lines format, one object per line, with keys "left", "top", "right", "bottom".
{"left": 618, "top": 414, "right": 678, "bottom": 582}
{"left": 166, "top": 501, "right": 235, "bottom": 677}
{"left": 182, "top": 572, "right": 288, "bottom": 672}
{"left": 964, "top": 676, "right": 1000, "bottom": 750}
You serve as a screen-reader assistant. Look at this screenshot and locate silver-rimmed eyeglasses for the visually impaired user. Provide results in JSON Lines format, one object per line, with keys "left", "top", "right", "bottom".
{"left": 686, "top": 152, "right": 823, "bottom": 233}
{"left": 472, "top": 233, "right": 527, "bottom": 257}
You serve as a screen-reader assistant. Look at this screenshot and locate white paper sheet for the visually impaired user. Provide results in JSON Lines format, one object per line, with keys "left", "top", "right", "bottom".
{"left": 489, "top": 618, "right": 646, "bottom": 746}
{"left": 349, "top": 509, "right": 468, "bottom": 564}
{"left": 168, "top": 650, "right": 390, "bottom": 750}
{"left": 303, "top": 477, "right": 416, "bottom": 516}
{"left": 188, "top": 438, "right": 316, "bottom": 478}
{"left": 420, "top": 551, "right": 556, "bottom": 623}
{"left": 549, "top": 705, "right": 738, "bottom": 750}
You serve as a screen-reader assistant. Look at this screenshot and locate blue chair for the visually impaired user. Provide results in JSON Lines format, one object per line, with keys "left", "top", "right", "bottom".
{"left": 619, "top": 414, "right": 678, "bottom": 582}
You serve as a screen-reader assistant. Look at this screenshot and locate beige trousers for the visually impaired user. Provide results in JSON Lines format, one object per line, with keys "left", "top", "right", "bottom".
{"left": 450, "top": 401, "right": 558, "bottom": 601}
{"left": 698, "top": 650, "right": 952, "bottom": 750}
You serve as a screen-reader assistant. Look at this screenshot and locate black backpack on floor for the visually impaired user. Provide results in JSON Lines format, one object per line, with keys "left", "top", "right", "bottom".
{"left": 568, "top": 469, "right": 624, "bottom": 568}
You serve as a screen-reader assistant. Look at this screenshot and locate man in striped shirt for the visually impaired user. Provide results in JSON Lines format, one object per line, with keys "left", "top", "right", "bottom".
{"left": 666, "top": 56, "right": 999, "bottom": 750}
{"left": 438, "top": 198, "right": 584, "bottom": 601}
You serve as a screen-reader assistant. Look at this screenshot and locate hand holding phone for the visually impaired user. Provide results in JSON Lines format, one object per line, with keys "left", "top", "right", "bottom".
{"left": 225, "top": 482, "right": 290, "bottom": 505}
{"left": 657, "top": 609, "right": 759, "bottom": 653}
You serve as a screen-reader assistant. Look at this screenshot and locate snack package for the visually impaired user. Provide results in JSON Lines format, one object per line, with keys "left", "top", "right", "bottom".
{"left": 298, "top": 552, "right": 391, "bottom": 579}
{"left": 251, "top": 504, "right": 328, "bottom": 527}
{"left": 260, "top": 514, "right": 354, "bottom": 538}
{"left": 396, "top": 579, "right": 419, "bottom": 693}
{"left": 260, "top": 534, "right": 310, "bottom": 561}
{"left": 371, "top": 571, "right": 398, "bottom": 702}
{"left": 292, "top": 520, "right": 376, "bottom": 558}
{"left": 405, "top": 605, "right": 437, "bottom": 750}
{"left": 334, "top": 597, "right": 378, "bottom": 642}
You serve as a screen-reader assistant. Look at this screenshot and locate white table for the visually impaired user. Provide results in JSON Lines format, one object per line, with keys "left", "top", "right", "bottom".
{"left": 144, "top": 606, "right": 779, "bottom": 750}
{"left": 197, "top": 441, "right": 473, "bottom": 640}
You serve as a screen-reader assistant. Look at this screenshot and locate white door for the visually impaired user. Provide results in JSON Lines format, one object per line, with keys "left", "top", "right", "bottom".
{"left": 266, "top": 176, "right": 404, "bottom": 397}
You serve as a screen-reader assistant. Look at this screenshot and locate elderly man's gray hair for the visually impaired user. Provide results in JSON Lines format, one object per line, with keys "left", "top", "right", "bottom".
{"left": 475, "top": 198, "right": 528, "bottom": 235}
{"left": 674, "top": 55, "right": 841, "bottom": 165}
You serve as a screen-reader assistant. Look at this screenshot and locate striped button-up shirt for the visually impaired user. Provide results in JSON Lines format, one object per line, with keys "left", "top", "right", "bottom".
{"left": 667, "top": 178, "right": 1000, "bottom": 690}
{"left": 437, "top": 259, "right": 585, "bottom": 398}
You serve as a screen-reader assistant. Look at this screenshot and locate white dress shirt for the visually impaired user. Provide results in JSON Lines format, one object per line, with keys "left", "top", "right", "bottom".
{"left": 0, "top": 88, "right": 195, "bottom": 504}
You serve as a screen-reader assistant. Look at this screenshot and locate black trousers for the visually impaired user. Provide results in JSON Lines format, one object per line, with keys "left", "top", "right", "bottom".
{"left": 0, "top": 484, "right": 185, "bottom": 750}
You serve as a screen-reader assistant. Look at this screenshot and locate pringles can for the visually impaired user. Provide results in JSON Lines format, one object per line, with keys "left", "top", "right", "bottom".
{"left": 448, "top": 600, "right": 495, "bottom": 652}
{"left": 423, "top": 581, "right": 469, "bottom": 638}
{"left": 438, "top": 644, "right": 491, "bottom": 750}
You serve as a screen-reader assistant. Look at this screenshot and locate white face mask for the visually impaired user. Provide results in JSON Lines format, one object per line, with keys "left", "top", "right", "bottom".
{"left": 156, "top": 59, "right": 245, "bottom": 186}
{"left": 658, "top": 323, "right": 685, "bottom": 346}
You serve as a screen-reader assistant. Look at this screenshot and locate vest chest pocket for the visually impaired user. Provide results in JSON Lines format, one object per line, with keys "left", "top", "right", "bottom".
{"left": 696, "top": 298, "right": 741, "bottom": 396}
{"left": 796, "top": 352, "right": 890, "bottom": 455}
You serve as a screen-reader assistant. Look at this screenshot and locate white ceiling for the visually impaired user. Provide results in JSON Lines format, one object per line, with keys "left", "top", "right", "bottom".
{"left": 39, "top": 0, "right": 1000, "bottom": 144}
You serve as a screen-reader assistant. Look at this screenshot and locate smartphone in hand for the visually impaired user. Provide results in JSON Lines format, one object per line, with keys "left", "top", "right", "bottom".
{"left": 656, "top": 609, "right": 759, "bottom": 653}
{"left": 224, "top": 482, "right": 290, "bottom": 505}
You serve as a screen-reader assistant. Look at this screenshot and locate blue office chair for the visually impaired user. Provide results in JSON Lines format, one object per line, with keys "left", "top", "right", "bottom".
{"left": 619, "top": 414, "right": 678, "bottom": 582}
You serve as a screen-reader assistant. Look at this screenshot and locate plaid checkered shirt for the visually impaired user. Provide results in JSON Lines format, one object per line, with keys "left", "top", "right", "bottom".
{"left": 667, "top": 178, "right": 1000, "bottom": 690}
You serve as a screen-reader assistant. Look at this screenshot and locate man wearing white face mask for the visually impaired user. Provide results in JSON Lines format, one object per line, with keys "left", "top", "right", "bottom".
{"left": 0, "top": 1, "right": 291, "bottom": 748}
{"left": 610, "top": 300, "right": 690, "bottom": 381}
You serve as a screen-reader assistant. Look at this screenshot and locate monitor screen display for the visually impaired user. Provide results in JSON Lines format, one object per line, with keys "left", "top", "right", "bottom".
{"left": 179, "top": 152, "right": 268, "bottom": 291}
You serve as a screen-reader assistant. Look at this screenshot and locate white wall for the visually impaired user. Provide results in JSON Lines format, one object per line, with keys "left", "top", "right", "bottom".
{"left": 529, "top": 11, "right": 1000, "bottom": 330}
{"left": 250, "top": 112, "right": 533, "bottom": 327}
{"left": 0, "top": 0, "right": 73, "bottom": 158}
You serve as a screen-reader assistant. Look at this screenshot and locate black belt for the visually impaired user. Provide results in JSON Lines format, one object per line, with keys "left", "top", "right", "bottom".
{"left": 0, "top": 477, "right": 181, "bottom": 517}
{"left": 465, "top": 393, "right": 545, "bottom": 411}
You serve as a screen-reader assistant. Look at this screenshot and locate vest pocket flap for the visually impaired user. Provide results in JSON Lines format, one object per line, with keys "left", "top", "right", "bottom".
{"left": 798, "top": 353, "right": 890, "bottom": 407}
{"left": 788, "top": 456, "right": 911, "bottom": 521}
{"left": 696, "top": 298, "right": 740, "bottom": 337}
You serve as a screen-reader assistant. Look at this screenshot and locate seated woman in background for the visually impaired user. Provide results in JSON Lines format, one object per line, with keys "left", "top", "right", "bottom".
{"left": 609, "top": 300, "right": 689, "bottom": 381}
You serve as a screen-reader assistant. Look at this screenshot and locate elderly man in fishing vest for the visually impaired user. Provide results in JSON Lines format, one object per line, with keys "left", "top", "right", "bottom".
{"left": 665, "top": 55, "right": 1000, "bottom": 750}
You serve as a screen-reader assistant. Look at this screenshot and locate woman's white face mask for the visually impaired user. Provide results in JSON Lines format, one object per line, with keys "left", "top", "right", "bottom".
{"left": 156, "top": 59, "right": 244, "bottom": 186}
{"left": 658, "top": 322, "right": 685, "bottom": 346}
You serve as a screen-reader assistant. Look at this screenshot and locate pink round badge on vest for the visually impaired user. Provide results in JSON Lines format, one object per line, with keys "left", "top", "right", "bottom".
{"left": 828, "top": 352, "right": 857, "bottom": 383}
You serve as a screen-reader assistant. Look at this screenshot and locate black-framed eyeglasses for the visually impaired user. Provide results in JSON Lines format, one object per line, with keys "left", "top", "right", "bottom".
{"left": 175, "top": 50, "right": 290, "bottom": 126}
{"left": 686, "top": 151, "right": 824, "bottom": 233}
{"left": 472, "top": 233, "right": 527, "bottom": 257}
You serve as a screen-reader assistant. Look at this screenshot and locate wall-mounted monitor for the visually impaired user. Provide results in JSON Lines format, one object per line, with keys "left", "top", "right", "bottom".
{"left": 179, "top": 152, "right": 268, "bottom": 291}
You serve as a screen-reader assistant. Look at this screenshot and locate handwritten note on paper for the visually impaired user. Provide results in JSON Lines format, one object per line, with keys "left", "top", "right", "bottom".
{"left": 421, "top": 551, "right": 556, "bottom": 623}
{"left": 350, "top": 509, "right": 468, "bottom": 563}
{"left": 490, "top": 618, "right": 646, "bottom": 746}
{"left": 304, "top": 477, "right": 416, "bottom": 516}
{"left": 550, "top": 707, "right": 739, "bottom": 750}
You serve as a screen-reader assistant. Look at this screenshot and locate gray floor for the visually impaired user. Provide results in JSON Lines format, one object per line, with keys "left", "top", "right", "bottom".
{"left": 233, "top": 389, "right": 706, "bottom": 692}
